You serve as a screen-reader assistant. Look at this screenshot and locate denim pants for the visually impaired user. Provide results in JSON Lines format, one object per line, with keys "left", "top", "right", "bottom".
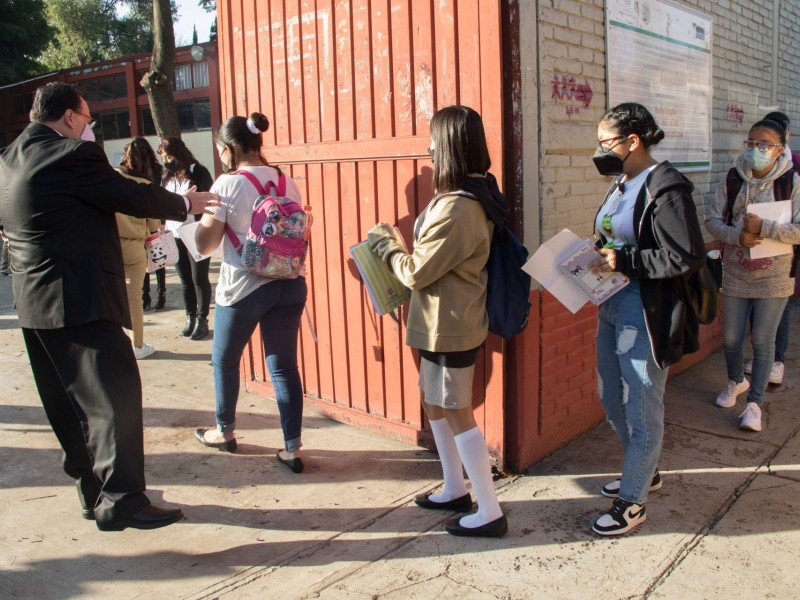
{"left": 212, "top": 277, "right": 307, "bottom": 451}
{"left": 723, "top": 294, "right": 788, "bottom": 405}
{"left": 596, "top": 281, "right": 668, "bottom": 505}
{"left": 774, "top": 302, "right": 791, "bottom": 363}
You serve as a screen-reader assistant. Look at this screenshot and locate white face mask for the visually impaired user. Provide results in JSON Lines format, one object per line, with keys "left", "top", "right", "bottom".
{"left": 80, "top": 122, "right": 96, "bottom": 142}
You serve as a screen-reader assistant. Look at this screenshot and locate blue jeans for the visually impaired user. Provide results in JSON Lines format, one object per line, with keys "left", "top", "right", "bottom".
{"left": 774, "top": 302, "right": 791, "bottom": 363}
{"left": 723, "top": 294, "right": 788, "bottom": 405}
{"left": 597, "top": 281, "right": 668, "bottom": 505}
{"left": 212, "top": 277, "right": 308, "bottom": 451}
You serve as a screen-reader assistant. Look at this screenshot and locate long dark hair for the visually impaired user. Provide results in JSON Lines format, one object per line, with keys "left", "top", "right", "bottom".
{"left": 215, "top": 112, "right": 270, "bottom": 172}
{"left": 601, "top": 102, "right": 665, "bottom": 148}
{"left": 158, "top": 137, "right": 200, "bottom": 182}
{"left": 430, "top": 106, "right": 491, "bottom": 193}
{"left": 119, "top": 137, "right": 160, "bottom": 183}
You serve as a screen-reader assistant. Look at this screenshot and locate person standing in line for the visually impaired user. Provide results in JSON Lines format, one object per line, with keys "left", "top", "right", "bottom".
{"left": 740, "top": 110, "right": 799, "bottom": 386}
{"left": 590, "top": 102, "right": 706, "bottom": 535}
{"left": 115, "top": 137, "right": 163, "bottom": 359}
{"left": 158, "top": 137, "right": 214, "bottom": 339}
{"left": 0, "top": 82, "right": 219, "bottom": 530}
{"left": 706, "top": 118, "right": 800, "bottom": 431}
{"left": 193, "top": 112, "right": 310, "bottom": 473}
{"left": 368, "top": 106, "right": 508, "bottom": 538}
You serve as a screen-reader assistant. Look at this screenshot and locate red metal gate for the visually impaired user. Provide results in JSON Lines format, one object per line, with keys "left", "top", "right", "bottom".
{"left": 217, "top": 0, "right": 507, "bottom": 462}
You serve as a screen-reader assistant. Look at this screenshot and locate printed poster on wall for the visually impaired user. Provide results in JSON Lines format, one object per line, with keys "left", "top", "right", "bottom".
{"left": 606, "top": 0, "right": 712, "bottom": 171}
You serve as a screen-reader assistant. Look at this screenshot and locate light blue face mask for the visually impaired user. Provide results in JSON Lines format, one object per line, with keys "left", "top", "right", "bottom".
{"left": 744, "top": 148, "right": 776, "bottom": 171}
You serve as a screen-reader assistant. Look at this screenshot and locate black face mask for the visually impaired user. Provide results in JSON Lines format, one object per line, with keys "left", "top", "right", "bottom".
{"left": 592, "top": 143, "right": 631, "bottom": 176}
{"left": 428, "top": 147, "right": 435, "bottom": 162}
{"left": 163, "top": 160, "right": 177, "bottom": 173}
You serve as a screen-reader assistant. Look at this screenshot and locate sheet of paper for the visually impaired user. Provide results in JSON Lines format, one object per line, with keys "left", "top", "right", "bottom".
{"left": 523, "top": 229, "right": 592, "bottom": 314}
{"left": 747, "top": 200, "right": 793, "bottom": 259}
{"left": 176, "top": 221, "right": 223, "bottom": 261}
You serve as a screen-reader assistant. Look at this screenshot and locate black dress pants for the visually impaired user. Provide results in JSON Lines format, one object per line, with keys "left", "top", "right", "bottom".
{"left": 22, "top": 321, "right": 150, "bottom": 524}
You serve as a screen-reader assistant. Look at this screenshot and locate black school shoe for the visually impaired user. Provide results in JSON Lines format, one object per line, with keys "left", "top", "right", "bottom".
{"left": 414, "top": 492, "right": 473, "bottom": 512}
{"left": 444, "top": 514, "right": 508, "bottom": 538}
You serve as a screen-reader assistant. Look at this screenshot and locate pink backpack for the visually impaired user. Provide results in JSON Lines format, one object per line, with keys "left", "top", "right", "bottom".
{"left": 225, "top": 170, "right": 308, "bottom": 279}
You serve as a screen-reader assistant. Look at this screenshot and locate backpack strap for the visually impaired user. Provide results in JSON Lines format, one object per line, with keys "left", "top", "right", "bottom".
{"left": 725, "top": 168, "right": 743, "bottom": 226}
{"left": 223, "top": 170, "right": 280, "bottom": 252}
{"left": 774, "top": 169, "right": 794, "bottom": 200}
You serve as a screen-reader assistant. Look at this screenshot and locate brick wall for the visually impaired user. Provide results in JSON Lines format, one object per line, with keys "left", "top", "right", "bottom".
{"left": 509, "top": 0, "right": 800, "bottom": 470}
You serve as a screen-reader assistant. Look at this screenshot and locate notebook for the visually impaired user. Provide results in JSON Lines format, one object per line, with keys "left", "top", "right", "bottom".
{"left": 349, "top": 239, "right": 411, "bottom": 316}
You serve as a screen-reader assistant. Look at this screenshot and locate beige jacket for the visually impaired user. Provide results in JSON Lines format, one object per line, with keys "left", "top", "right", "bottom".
{"left": 369, "top": 193, "right": 491, "bottom": 352}
{"left": 114, "top": 169, "right": 162, "bottom": 267}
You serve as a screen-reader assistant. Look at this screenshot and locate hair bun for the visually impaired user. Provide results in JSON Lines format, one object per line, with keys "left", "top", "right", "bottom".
{"left": 651, "top": 127, "right": 665, "bottom": 144}
{"left": 249, "top": 112, "right": 270, "bottom": 133}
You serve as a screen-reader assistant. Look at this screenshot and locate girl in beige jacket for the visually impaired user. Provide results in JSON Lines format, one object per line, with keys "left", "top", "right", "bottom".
{"left": 115, "top": 138, "right": 162, "bottom": 359}
{"left": 369, "top": 106, "right": 508, "bottom": 538}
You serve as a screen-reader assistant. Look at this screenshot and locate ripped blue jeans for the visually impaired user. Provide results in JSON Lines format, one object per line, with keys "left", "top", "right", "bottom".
{"left": 596, "top": 281, "right": 668, "bottom": 505}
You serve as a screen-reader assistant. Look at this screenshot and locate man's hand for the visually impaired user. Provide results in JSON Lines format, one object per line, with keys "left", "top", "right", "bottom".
{"left": 738, "top": 230, "right": 762, "bottom": 248}
{"left": 186, "top": 188, "right": 221, "bottom": 215}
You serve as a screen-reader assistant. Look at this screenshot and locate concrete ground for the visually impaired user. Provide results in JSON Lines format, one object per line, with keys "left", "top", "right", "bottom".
{"left": 1, "top": 264, "right": 798, "bottom": 600}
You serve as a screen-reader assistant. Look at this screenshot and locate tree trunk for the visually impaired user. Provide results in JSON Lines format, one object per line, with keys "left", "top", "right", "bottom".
{"left": 141, "top": 0, "right": 180, "bottom": 138}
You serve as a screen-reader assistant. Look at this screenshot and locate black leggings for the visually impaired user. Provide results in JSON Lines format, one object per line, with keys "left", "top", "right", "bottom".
{"left": 175, "top": 238, "right": 212, "bottom": 318}
{"left": 142, "top": 268, "right": 166, "bottom": 295}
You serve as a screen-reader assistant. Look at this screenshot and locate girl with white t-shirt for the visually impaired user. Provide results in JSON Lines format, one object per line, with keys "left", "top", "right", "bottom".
{"left": 192, "top": 112, "right": 309, "bottom": 474}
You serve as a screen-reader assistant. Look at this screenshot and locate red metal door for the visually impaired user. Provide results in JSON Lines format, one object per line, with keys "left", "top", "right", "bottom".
{"left": 217, "top": 0, "right": 507, "bottom": 463}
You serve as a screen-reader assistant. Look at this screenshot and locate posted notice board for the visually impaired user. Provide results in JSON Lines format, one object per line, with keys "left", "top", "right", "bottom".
{"left": 606, "top": 0, "right": 712, "bottom": 171}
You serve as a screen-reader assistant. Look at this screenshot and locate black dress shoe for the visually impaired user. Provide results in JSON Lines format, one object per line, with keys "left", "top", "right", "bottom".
{"left": 82, "top": 508, "right": 95, "bottom": 520}
{"left": 444, "top": 514, "right": 508, "bottom": 538}
{"left": 276, "top": 451, "right": 304, "bottom": 473}
{"left": 96, "top": 504, "right": 184, "bottom": 532}
{"left": 414, "top": 492, "right": 473, "bottom": 512}
{"left": 194, "top": 428, "right": 237, "bottom": 452}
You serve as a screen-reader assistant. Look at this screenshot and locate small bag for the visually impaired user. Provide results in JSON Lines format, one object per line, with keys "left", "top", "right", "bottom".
{"left": 225, "top": 170, "right": 308, "bottom": 279}
{"left": 145, "top": 230, "right": 179, "bottom": 273}
{"left": 689, "top": 250, "right": 722, "bottom": 325}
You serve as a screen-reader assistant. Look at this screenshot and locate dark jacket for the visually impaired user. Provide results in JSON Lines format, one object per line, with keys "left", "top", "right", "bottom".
{"left": 0, "top": 123, "right": 189, "bottom": 329}
{"left": 596, "top": 161, "right": 706, "bottom": 368}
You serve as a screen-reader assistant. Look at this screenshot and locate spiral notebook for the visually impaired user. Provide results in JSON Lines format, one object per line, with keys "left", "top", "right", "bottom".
{"left": 349, "top": 239, "right": 410, "bottom": 316}
{"left": 523, "top": 229, "right": 628, "bottom": 313}
{"left": 557, "top": 241, "right": 629, "bottom": 305}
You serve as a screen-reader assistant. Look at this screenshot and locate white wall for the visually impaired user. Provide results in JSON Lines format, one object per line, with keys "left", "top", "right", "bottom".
{"left": 103, "top": 130, "right": 216, "bottom": 176}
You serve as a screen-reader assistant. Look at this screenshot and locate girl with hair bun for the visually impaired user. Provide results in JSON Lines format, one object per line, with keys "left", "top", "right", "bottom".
{"left": 589, "top": 102, "right": 706, "bottom": 536}
{"left": 192, "top": 112, "right": 310, "bottom": 474}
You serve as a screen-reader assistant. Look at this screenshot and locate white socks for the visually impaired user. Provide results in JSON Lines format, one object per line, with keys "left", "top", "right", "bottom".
{"left": 427, "top": 418, "right": 468, "bottom": 502}
{"left": 454, "top": 426, "right": 503, "bottom": 527}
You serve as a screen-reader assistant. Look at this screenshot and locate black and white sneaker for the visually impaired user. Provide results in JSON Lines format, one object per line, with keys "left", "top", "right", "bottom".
{"left": 601, "top": 469, "right": 662, "bottom": 498}
{"left": 592, "top": 498, "right": 646, "bottom": 536}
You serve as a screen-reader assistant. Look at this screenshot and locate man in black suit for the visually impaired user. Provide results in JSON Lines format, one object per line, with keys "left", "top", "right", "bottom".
{"left": 0, "top": 83, "right": 219, "bottom": 531}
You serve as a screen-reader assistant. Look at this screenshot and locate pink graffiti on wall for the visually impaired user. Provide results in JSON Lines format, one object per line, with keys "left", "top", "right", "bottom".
{"left": 725, "top": 103, "right": 744, "bottom": 124}
{"left": 551, "top": 75, "right": 594, "bottom": 116}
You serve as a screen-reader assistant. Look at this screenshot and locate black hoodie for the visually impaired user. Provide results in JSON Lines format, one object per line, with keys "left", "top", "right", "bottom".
{"left": 595, "top": 161, "right": 707, "bottom": 368}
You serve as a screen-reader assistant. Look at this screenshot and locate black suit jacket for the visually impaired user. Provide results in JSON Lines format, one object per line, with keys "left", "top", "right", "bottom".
{"left": 0, "top": 123, "right": 190, "bottom": 329}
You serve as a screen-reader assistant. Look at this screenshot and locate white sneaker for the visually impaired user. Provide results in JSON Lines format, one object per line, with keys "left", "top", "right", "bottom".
{"left": 601, "top": 469, "right": 663, "bottom": 498}
{"left": 739, "top": 402, "right": 762, "bottom": 432}
{"left": 743, "top": 359, "right": 753, "bottom": 375}
{"left": 133, "top": 343, "right": 155, "bottom": 360}
{"left": 769, "top": 362, "right": 784, "bottom": 385}
{"left": 715, "top": 379, "right": 750, "bottom": 408}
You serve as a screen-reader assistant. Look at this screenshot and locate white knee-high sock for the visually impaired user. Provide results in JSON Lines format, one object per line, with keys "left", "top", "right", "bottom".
{"left": 427, "top": 418, "right": 468, "bottom": 502}
{"left": 454, "top": 426, "right": 503, "bottom": 527}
